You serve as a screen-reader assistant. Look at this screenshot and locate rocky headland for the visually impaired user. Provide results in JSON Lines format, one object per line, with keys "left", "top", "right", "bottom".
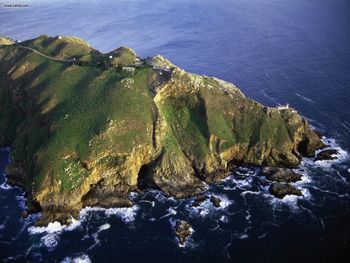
{"left": 0, "top": 35, "right": 326, "bottom": 226}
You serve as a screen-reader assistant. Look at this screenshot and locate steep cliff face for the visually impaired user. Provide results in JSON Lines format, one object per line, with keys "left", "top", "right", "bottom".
{"left": 0, "top": 35, "right": 324, "bottom": 225}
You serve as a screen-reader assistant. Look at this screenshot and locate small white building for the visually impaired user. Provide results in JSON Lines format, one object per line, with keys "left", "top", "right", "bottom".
{"left": 109, "top": 55, "right": 113, "bottom": 59}
{"left": 122, "top": 66, "right": 135, "bottom": 72}
{"left": 58, "top": 36, "right": 62, "bottom": 39}
{"left": 277, "top": 103, "right": 289, "bottom": 110}
{"left": 277, "top": 103, "right": 297, "bottom": 113}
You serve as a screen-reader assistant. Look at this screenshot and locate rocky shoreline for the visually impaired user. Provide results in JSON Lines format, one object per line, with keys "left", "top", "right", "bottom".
{"left": 6, "top": 147, "right": 339, "bottom": 227}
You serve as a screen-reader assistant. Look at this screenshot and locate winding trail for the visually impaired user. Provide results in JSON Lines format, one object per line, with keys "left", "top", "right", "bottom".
{"left": 18, "top": 45, "right": 75, "bottom": 63}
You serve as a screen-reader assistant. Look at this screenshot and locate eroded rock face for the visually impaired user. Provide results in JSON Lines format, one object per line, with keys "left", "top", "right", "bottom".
{"left": 269, "top": 183, "right": 302, "bottom": 199}
{"left": 0, "top": 36, "right": 15, "bottom": 46}
{"left": 0, "top": 35, "right": 324, "bottom": 225}
{"left": 174, "top": 220, "right": 193, "bottom": 246}
{"left": 262, "top": 167, "right": 302, "bottom": 183}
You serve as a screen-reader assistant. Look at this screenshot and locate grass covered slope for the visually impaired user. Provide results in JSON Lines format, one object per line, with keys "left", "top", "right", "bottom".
{"left": 0, "top": 35, "right": 324, "bottom": 225}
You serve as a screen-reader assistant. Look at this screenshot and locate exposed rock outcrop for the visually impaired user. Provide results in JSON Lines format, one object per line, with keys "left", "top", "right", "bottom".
{"left": 269, "top": 183, "right": 302, "bottom": 199}
{"left": 262, "top": 167, "right": 302, "bottom": 183}
{"left": 315, "top": 149, "right": 338, "bottom": 161}
{"left": 210, "top": 196, "right": 222, "bottom": 207}
{"left": 192, "top": 194, "right": 208, "bottom": 207}
{"left": 174, "top": 220, "right": 193, "bottom": 246}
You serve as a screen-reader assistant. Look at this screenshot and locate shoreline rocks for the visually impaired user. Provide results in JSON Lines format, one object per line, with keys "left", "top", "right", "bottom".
{"left": 269, "top": 183, "right": 302, "bottom": 199}
{"left": 261, "top": 167, "right": 302, "bottom": 183}
{"left": 192, "top": 194, "right": 208, "bottom": 207}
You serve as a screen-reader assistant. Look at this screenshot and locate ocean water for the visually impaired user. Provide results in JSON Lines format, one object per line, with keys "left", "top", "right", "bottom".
{"left": 0, "top": 0, "right": 350, "bottom": 262}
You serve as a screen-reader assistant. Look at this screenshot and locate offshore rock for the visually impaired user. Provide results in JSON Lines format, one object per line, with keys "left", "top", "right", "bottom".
{"left": 210, "top": 196, "right": 222, "bottom": 207}
{"left": 315, "top": 149, "right": 338, "bottom": 161}
{"left": 174, "top": 220, "right": 193, "bottom": 246}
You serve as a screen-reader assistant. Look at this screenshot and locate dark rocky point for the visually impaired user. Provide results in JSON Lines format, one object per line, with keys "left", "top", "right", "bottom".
{"left": 315, "top": 149, "right": 338, "bottom": 161}
{"left": 262, "top": 167, "right": 302, "bottom": 183}
{"left": 269, "top": 183, "right": 302, "bottom": 199}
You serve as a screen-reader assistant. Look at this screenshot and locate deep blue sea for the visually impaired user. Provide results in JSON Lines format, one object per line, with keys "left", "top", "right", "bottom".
{"left": 1, "top": 0, "right": 350, "bottom": 262}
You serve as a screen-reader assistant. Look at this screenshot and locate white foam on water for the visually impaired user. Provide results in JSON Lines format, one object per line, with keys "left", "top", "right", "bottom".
{"left": 301, "top": 188, "right": 311, "bottom": 199}
{"left": 41, "top": 233, "right": 60, "bottom": 251}
{"left": 128, "top": 191, "right": 140, "bottom": 200}
{"left": 16, "top": 194, "right": 26, "bottom": 209}
{"left": 258, "top": 232, "right": 267, "bottom": 239}
{"left": 241, "top": 190, "right": 260, "bottom": 197}
{"left": 274, "top": 193, "right": 303, "bottom": 208}
{"left": 309, "top": 185, "right": 349, "bottom": 198}
{"left": 28, "top": 204, "right": 138, "bottom": 252}
{"left": 245, "top": 211, "right": 251, "bottom": 223}
{"left": 104, "top": 206, "right": 138, "bottom": 223}
{"left": 98, "top": 223, "right": 110, "bottom": 232}
{"left": 81, "top": 205, "right": 139, "bottom": 224}
{"left": 72, "top": 254, "right": 92, "bottom": 263}
{"left": 216, "top": 195, "right": 232, "bottom": 209}
{"left": 234, "top": 233, "right": 249, "bottom": 240}
{"left": 219, "top": 215, "right": 229, "bottom": 223}
{"left": 168, "top": 217, "right": 177, "bottom": 228}
{"left": 188, "top": 194, "right": 232, "bottom": 219}
{"left": 88, "top": 223, "right": 111, "bottom": 250}
{"left": 61, "top": 254, "right": 92, "bottom": 263}
{"left": 145, "top": 189, "right": 177, "bottom": 204}
{"left": 28, "top": 217, "right": 81, "bottom": 235}
{"left": 159, "top": 207, "right": 177, "bottom": 219}
{"left": 295, "top": 92, "right": 314, "bottom": 103}
{"left": 139, "top": 200, "right": 155, "bottom": 207}
{"left": 319, "top": 217, "right": 326, "bottom": 231}
{"left": 292, "top": 167, "right": 313, "bottom": 186}
{"left": 223, "top": 174, "right": 254, "bottom": 190}
{"left": 0, "top": 181, "right": 13, "bottom": 190}
{"left": 29, "top": 221, "right": 66, "bottom": 234}
{"left": 0, "top": 221, "right": 6, "bottom": 231}
{"left": 299, "top": 173, "right": 312, "bottom": 184}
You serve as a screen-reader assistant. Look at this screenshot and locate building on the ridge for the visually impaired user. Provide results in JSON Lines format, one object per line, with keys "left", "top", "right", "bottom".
{"left": 277, "top": 103, "right": 297, "bottom": 113}
{"left": 122, "top": 66, "right": 135, "bottom": 72}
{"left": 277, "top": 103, "right": 289, "bottom": 110}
